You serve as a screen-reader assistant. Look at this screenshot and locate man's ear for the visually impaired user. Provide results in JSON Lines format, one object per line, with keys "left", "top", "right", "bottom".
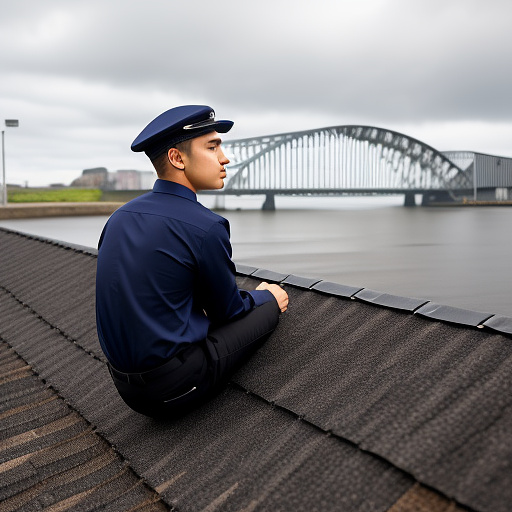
{"left": 168, "top": 148, "right": 185, "bottom": 170}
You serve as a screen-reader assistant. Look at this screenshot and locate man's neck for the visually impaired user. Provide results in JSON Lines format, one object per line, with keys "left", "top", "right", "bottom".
{"left": 159, "top": 172, "right": 197, "bottom": 194}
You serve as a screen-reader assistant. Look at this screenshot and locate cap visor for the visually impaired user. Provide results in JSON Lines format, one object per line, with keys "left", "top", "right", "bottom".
{"left": 214, "top": 120, "right": 234, "bottom": 133}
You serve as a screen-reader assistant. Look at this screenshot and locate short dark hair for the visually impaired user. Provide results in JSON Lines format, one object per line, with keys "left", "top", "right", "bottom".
{"left": 151, "top": 139, "right": 193, "bottom": 177}
{"left": 174, "top": 139, "right": 192, "bottom": 155}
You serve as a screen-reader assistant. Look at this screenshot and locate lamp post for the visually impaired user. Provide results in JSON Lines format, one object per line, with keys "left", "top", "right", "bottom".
{"left": 2, "top": 119, "right": 19, "bottom": 206}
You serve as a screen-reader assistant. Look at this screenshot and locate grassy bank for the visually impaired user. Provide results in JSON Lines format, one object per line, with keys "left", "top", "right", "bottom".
{"left": 7, "top": 188, "right": 103, "bottom": 203}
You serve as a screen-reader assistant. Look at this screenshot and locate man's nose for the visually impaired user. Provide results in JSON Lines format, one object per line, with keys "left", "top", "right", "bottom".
{"left": 219, "top": 149, "right": 230, "bottom": 165}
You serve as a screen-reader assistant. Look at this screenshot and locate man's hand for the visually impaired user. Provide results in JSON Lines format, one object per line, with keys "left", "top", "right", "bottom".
{"left": 256, "top": 281, "right": 289, "bottom": 312}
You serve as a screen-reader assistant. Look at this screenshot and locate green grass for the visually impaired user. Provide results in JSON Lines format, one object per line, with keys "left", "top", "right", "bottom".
{"left": 7, "top": 188, "right": 103, "bottom": 203}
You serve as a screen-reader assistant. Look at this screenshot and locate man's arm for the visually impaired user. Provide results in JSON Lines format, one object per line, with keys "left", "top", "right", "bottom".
{"left": 197, "top": 220, "right": 287, "bottom": 324}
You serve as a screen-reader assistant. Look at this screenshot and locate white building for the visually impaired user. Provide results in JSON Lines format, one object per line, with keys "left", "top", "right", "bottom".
{"left": 114, "top": 170, "right": 156, "bottom": 190}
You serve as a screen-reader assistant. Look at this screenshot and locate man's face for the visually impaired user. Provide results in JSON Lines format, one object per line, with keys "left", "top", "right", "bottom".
{"left": 181, "top": 131, "right": 230, "bottom": 192}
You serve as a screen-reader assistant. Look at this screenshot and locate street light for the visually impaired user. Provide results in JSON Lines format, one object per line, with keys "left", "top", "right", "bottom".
{"left": 2, "top": 119, "right": 19, "bottom": 206}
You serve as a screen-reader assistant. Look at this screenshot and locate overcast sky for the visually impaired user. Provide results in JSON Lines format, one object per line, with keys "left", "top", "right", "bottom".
{"left": 1, "top": 0, "right": 511, "bottom": 186}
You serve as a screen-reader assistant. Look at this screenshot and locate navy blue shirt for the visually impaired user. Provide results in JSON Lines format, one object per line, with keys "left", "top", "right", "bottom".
{"left": 96, "top": 179, "right": 273, "bottom": 372}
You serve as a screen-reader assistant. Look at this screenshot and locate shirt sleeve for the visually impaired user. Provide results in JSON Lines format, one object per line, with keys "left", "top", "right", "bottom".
{"left": 197, "top": 219, "right": 274, "bottom": 325}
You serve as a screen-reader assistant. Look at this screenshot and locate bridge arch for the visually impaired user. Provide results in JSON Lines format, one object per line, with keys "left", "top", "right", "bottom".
{"left": 222, "top": 126, "right": 471, "bottom": 199}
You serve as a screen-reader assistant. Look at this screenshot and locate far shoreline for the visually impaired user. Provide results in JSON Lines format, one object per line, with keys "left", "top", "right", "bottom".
{"left": 0, "top": 202, "right": 124, "bottom": 220}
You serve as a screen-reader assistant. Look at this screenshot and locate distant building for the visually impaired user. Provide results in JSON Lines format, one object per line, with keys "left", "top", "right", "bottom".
{"left": 71, "top": 168, "right": 110, "bottom": 188}
{"left": 114, "top": 170, "right": 156, "bottom": 190}
{"left": 114, "top": 170, "right": 140, "bottom": 190}
{"left": 139, "top": 171, "right": 157, "bottom": 190}
{"left": 71, "top": 168, "right": 156, "bottom": 190}
{"left": 443, "top": 151, "right": 512, "bottom": 200}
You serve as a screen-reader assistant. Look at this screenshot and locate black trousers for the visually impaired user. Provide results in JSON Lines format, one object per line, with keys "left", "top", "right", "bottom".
{"left": 108, "top": 300, "right": 280, "bottom": 418}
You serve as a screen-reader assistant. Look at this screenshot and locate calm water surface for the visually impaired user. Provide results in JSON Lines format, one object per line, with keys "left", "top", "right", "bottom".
{"left": 1, "top": 196, "right": 510, "bottom": 316}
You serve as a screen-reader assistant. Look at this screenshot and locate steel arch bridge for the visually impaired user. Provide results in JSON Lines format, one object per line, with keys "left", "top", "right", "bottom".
{"left": 215, "top": 125, "right": 472, "bottom": 208}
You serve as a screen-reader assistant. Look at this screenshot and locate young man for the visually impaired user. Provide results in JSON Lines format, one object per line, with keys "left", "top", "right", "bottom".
{"left": 96, "top": 105, "right": 288, "bottom": 418}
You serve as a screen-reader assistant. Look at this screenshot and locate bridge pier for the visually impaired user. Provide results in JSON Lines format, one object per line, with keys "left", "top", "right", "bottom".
{"left": 262, "top": 193, "right": 276, "bottom": 211}
{"left": 421, "top": 191, "right": 457, "bottom": 206}
{"left": 404, "top": 193, "right": 416, "bottom": 207}
{"left": 213, "top": 195, "right": 226, "bottom": 210}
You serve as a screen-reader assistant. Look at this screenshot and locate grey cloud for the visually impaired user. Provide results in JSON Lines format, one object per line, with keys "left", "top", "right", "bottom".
{"left": 1, "top": 0, "right": 512, "bottom": 184}
{"left": 4, "top": 0, "right": 512, "bottom": 124}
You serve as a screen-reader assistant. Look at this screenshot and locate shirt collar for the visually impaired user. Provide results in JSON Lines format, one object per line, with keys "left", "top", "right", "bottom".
{"left": 152, "top": 179, "right": 197, "bottom": 202}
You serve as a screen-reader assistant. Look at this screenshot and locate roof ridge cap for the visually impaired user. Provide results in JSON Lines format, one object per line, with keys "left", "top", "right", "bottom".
{"left": 235, "top": 265, "right": 512, "bottom": 337}
{"left": 0, "top": 227, "right": 98, "bottom": 257}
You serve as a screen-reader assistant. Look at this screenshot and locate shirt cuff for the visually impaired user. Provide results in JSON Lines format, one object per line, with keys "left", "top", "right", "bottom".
{"left": 248, "top": 289, "right": 275, "bottom": 307}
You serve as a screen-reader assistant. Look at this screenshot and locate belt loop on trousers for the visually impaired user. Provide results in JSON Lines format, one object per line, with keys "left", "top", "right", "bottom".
{"left": 108, "top": 364, "right": 146, "bottom": 386}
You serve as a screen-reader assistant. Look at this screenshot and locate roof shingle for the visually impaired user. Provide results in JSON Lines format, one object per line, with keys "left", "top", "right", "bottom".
{"left": 2, "top": 227, "right": 510, "bottom": 511}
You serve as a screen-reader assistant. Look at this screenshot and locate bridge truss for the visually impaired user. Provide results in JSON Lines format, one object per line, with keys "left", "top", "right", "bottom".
{"left": 221, "top": 126, "right": 471, "bottom": 199}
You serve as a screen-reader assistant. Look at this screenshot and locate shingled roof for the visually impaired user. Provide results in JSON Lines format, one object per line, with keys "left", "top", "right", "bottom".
{"left": 1, "top": 226, "right": 511, "bottom": 512}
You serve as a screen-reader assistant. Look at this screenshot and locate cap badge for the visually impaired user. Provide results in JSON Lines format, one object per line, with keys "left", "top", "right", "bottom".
{"left": 183, "top": 111, "right": 217, "bottom": 131}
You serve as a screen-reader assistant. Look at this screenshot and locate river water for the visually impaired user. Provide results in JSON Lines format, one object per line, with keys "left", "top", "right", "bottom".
{"left": 1, "top": 195, "right": 510, "bottom": 317}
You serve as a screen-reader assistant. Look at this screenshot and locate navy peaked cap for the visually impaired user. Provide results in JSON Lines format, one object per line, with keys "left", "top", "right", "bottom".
{"left": 131, "top": 105, "right": 234, "bottom": 160}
